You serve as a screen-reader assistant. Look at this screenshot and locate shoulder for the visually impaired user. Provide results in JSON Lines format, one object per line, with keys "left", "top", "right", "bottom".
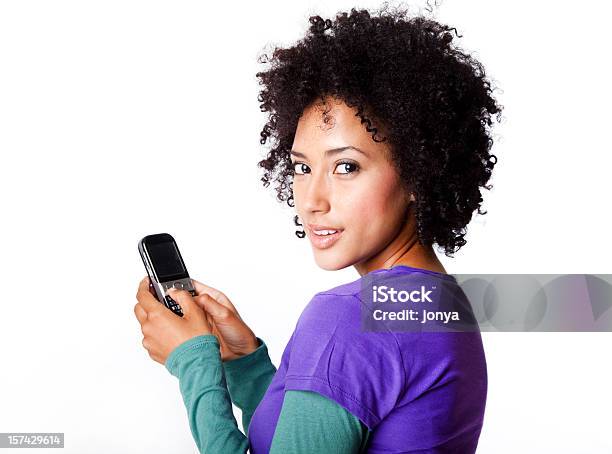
{"left": 286, "top": 290, "right": 405, "bottom": 429}
{"left": 295, "top": 290, "right": 399, "bottom": 353}
{"left": 318, "top": 275, "right": 363, "bottom": 296}
{"left": 296, "top": 290, "right": 360, "bottom": 326}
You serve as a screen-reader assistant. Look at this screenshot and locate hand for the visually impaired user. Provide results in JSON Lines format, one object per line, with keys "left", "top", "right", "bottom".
{"left": 190, "top": 278, "right": 259, "bottom": 362}
{"left": 134, "top": 276, "right": 213, "bottom": 365}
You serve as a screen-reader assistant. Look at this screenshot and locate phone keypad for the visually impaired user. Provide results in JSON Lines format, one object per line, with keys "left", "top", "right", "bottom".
{"left": 164, "top": 294, "right": 184, "bottom": 317}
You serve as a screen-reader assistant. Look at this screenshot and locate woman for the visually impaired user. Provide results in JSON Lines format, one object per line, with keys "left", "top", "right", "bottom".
{"left": 134, "top": 6, "right": 502, "bottom": 453}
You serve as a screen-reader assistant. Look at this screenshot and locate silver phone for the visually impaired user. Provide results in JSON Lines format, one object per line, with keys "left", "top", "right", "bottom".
{"left": 138, "top": 233, "right": 197, "bottom": 317}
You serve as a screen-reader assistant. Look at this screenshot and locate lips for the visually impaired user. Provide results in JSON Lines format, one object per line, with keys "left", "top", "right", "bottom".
{"left": 307, "top": 223, "right": 343, "bottom": 233}
{"left": 306, "top": 223, "right": 344, "bottom": 249}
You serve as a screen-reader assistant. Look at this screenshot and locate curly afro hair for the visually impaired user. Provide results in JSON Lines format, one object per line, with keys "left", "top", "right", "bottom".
{"left": 255, "top": 4, "right": 503, "bottom": 257}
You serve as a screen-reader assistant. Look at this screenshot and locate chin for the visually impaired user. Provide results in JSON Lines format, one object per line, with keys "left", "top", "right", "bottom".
{"left": 312, "top": 250, "right": 352, "bottom": 271}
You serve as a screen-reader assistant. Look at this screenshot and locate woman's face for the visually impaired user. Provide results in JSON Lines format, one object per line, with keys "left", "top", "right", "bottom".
{"left": 291, "top": 96, "right": 413, "bottom": 273}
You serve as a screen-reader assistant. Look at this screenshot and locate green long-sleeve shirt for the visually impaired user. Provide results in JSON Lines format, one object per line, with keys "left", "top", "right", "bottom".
{"left": 165, "top": 334, "right": 371, "bottom": 453}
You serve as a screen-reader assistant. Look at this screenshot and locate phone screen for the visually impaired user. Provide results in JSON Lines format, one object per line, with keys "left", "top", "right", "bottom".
{"left": 147, "top": 241, "right": 187, "bottom": 281}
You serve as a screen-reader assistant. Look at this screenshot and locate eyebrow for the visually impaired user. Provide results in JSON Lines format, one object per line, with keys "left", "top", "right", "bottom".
{"left": 289, "top": 146, "right": 368, "bottom": 159}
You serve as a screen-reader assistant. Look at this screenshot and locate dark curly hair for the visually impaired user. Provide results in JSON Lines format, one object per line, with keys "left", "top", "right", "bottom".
{"left": 255, "top": 4, "right": 503, "bottom": 257}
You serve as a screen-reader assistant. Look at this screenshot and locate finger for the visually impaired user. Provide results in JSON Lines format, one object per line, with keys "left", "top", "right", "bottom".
{"left": 142, "top": 336, "right": 152, "bottom": 351}
{"left": 191, "top": 279, "right": 232, "bottom": 305}
{"left": 139, "top": 275, "right": 150, "bottom": 289}
{"left": 134, "top": 303, "right": 148, "bottom": 325}
{"left": 190, "top": 278, "right": 221, "bottom": 297}
{"left": 196, "top": 293, "right": 234, "bottom": 322}
{"left": 194, "top": 294, "right": 244, "bottom": 323}
{"left": 191, "top": 278, "right": 238, "bottom": 313}
{"left": 137, "top": 275, "right": 161, "bottom": 313}
{"left": 168, "top": 288, "right": 204, "bottom": 320}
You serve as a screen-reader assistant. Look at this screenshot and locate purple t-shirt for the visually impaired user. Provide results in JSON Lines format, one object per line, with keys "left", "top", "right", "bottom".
{"left": 248, "top": 265, "right": 488, "bottom": 453}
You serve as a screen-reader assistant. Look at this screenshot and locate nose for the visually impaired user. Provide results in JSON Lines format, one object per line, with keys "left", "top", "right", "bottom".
{"left": 301, "top": 169, "right": 330, "bottom": 214}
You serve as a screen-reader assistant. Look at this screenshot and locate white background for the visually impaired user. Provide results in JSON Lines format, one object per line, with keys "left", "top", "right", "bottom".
{"left": 1, "top": 1, "right": 610, "bottom": 453}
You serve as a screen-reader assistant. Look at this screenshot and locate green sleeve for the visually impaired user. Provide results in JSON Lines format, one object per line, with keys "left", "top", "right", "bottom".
{"left": 222, "top": 336, "right": 277, "bottom": 434}
{"left": 270, "top": 390, "right": 371, "bottom": 453}
{"left": 166, "top": 334, "right": 371, "bottom": 454}
{"left": 165, "top": 334, "right": 249, "bottom": 453}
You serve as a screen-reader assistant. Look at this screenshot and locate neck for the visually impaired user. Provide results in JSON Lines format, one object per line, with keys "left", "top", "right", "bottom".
{"left": 354, "top": 207, "right": 446, "bottom": 277}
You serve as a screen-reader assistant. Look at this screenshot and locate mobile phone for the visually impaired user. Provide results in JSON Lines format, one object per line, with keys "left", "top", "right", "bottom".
{"left": 138, "top": 233, "right": 197, "bottom": 317}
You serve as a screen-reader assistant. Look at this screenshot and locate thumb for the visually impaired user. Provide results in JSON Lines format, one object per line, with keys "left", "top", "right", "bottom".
{"left": 195, "top": 293, "right": 234, "bottom": 323}
{"left": 167, "top": 288, "right": 203, "bottom": 318}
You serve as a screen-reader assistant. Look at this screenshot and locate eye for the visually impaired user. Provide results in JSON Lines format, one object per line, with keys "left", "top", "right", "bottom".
{"left": 292, "top": 162, "right": 311, "bottom": 175}
{"left": 334, "top": 160, "right": 359, "bottom": 175}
